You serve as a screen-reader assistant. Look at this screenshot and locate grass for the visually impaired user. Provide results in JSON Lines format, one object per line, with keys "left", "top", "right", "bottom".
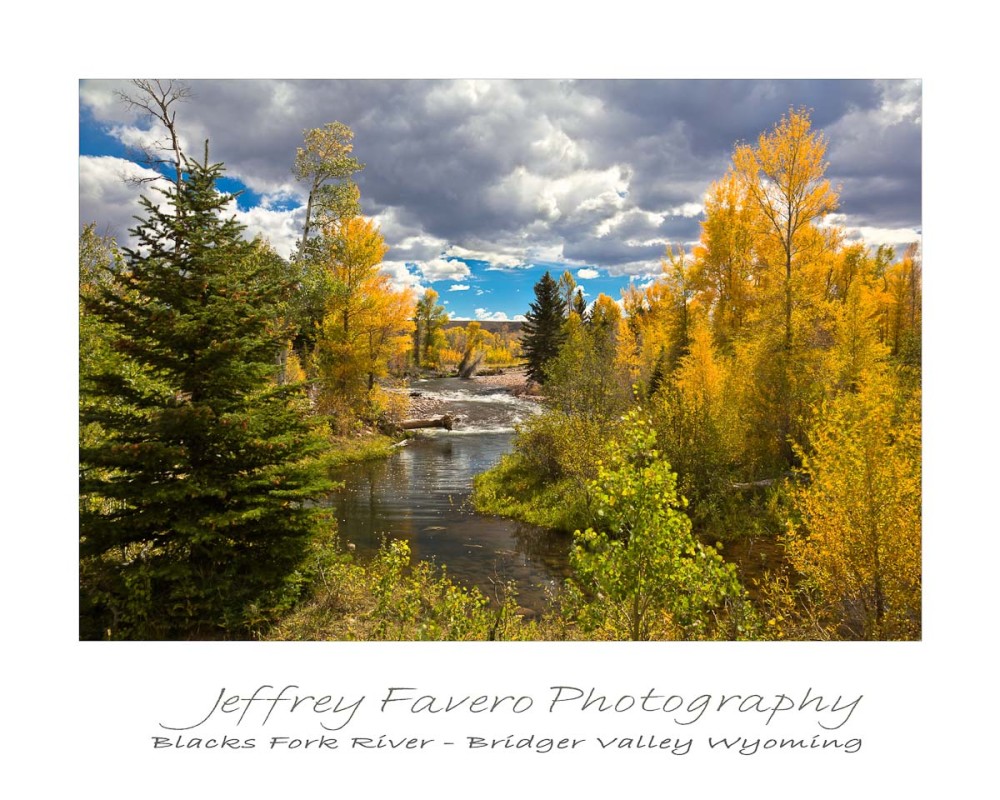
{"left": 470, "top": 452, "right": 592, "bottom": 533}
{"left": 317, "top": 433, "right": 401, "bottom": 471}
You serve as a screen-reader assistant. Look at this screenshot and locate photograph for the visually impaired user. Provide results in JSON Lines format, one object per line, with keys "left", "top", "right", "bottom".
{"left": 79, "top": 78, "right": 922, "bottom": 642}
{"left": 5, "top": 5, "right": 995, "bottom": 795}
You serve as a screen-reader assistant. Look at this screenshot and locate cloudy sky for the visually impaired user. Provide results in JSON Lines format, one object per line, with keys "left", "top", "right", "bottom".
{"left": 79, "top": 79, "right": 921, "bottom": 321}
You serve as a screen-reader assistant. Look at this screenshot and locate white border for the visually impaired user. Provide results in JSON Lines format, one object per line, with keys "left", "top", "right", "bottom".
{"left": 5, "top": 3, "right": 996, "bottom": 796}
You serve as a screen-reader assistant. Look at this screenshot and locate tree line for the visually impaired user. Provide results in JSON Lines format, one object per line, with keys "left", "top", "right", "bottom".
{"left": 480, "top": 108, "right": 921, "bottom": 641}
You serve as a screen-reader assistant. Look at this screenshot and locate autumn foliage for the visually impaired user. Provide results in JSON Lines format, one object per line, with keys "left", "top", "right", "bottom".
{"left": 478, "top": 107, "right": 921, "bottom": 640}
{"left": 81, "top": 95, "right": 920, "bottom": 641}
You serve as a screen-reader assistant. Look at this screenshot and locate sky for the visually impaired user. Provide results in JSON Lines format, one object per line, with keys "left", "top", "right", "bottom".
{"left": 79, "top": 79, "right": 921, "bottom": 322}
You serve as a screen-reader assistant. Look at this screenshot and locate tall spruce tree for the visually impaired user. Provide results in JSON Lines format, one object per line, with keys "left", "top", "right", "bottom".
{"left": 521, "top": 271, "right": 567, "bottom": 384}
{"left": 80, "top": 153, "right": 333, "bottom": 640}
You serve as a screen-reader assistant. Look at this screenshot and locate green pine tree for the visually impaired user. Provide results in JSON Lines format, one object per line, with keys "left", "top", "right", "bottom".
{"left": 80, "top": 154, "right": 334, "bottom": 640}
{"left": 521, "top": 271, "right": 567, "bottom": 384}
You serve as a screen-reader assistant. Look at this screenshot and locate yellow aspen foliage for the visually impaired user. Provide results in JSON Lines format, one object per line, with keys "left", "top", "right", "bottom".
{"left": 675, "top": 316, "right": 723, "bottom": 411}
{"left": 622, "top": 248, "right": 699, "bottom": 388}
{"left": 282, "top": 343, "right": 307, "bottom": 384}
{"left": 312, "top": 216, "right": 413, "bottom": 427}
{"left": 589, "top": 292, "right": 622, "bottom": 333}
{"left": 732, "top": 107, "right": 839, "bottom": 351}
{"left": 621, "top": 281, "right": 670, "bottom": 382}
{"left": 361, "top": 276, "right": 415, "bottom": 390}
{"left": 875, "top": 243, "right": 922, "bottom": 365}
{"left": 786, "top": 372, "right": 921, "bottom": 640}
{"left": 828, "top": 276, "right": 890, "bottom": 394}
{"left": 690, "top": 171, "right": 759, "bottom": 348}
{"left": 613, "top": 317, "right": 642, "bottom": 390}
{"left": 650, "top": 314, "right": 744, "bottom": 519}
{"left": 437, "top": 348, "right": 464, "bottom": 367}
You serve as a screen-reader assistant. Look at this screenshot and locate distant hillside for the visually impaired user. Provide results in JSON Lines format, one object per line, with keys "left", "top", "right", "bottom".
{"left": 444, "top": 319, "right": 523, "bottom": 335}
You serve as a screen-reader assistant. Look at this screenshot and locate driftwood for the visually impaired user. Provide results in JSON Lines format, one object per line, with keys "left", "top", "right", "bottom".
{"left": 399, "top": 414, "right": 456, "bottom": 431}
{"left": 730, "top": 478, "right": 778, "bottom": 490}
{"left": 730, "top": 473, "right": 793, "bottom": 490}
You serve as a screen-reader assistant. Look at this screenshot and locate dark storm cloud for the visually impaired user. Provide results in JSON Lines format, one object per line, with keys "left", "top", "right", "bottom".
{"left": 838, "top": 177, "right": 922, "bottom": 230}
{"left": 573, "top": 79, "right": 900, "bottom": 224}
{"left": 81, "top": 78, "right": 921, "bottom": 275}
{"left": 824, "top": 95, "right": 922, "bottom": 228}
{"left": 583, "top": 79, "right": 880, "bottom": 153}
{"left": 658, "top": 215, "right": 703, "bottom": 242}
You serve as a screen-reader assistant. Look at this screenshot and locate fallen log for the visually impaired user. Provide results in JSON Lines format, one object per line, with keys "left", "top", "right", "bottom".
{"left": 730, "top": 478, "right": 778, "bottom": 490}
{"left": 399, "top": 414, "right": 456, "bottom": 431}
{"left": 729, "top": 473, "right": 793, "bottom": 490}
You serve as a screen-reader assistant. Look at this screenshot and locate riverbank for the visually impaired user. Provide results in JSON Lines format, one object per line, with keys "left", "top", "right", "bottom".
{"left": 267, "top": 373, "right": 571, "bottom": 641}
{"left": 406, "top": 366, "right": 535, "bottom": 418}
{"left": 318, "top": 433, "right": 399, "bottom": 470}
{"left": 471, "top": 366, "right": 533, "bottom": 393}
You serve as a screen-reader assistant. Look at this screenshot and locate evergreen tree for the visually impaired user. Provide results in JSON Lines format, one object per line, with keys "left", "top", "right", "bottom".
{"left": 521, "top": 271, "right": 567, "bottom": 384}
{"left": 80, "top": 154, "right": 334, "bottom": 640}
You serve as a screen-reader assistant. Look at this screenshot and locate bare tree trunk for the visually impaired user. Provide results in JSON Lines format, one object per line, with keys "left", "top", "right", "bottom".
{"left": 299, "top": 183, "right": 317, "bottom": 258}
{"left": 115, "top": 79, "right": 191, "bottom": 194}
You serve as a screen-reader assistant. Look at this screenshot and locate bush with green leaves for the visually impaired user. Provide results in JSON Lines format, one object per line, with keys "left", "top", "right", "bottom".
{"left": 269, "top": 537, "right": 537, "bottom": 641}
{"left": 566, "top": 410, "right": 744, "bottom": 640}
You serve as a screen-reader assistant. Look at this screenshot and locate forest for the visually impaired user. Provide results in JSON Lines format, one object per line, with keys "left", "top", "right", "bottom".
{"left": 80, "top": 82, "right": 920, "bottom": 642}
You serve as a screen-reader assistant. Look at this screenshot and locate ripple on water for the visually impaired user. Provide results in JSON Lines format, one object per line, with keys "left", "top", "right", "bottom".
{"left": 327, "top": 379, "right": 567, "bottom": 614}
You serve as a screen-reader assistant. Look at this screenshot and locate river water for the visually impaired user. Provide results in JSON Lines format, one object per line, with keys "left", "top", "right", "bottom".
{"left": 326, "top": 377, "right": 572, "bottom": 614}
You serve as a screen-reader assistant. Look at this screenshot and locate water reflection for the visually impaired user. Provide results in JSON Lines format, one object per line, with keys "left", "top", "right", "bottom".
{"left": 326, "top": 379, "right": 571, "bottom": 614}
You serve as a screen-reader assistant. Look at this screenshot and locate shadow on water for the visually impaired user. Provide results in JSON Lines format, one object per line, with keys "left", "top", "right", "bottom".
{"left": 326, "top": 378, "right": 571, "bottom": 615}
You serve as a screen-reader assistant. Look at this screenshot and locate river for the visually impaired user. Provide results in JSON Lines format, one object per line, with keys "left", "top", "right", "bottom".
{"left": 326, "top": 376, "right": 572, "bottom": 614}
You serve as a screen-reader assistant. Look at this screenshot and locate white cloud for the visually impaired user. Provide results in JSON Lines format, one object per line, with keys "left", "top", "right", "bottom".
{"left": 530, "top": 122, "right": 589, "bottom": 172}
{"left": 577, "top": 268, "right": 600, "bottom": 279}
{"left": 258, "top": 190, "right": 299, "bottom": 211}
{"left": 594, "top": 207, "right": 665, "bottom": 239}
{"left": 418, "top": 257, "right": 472, "bottom": 282}
{"left": 231, "top": 204, "right": 304, "bottom": 260}
{"left": 449, "top": 244, "right": 529, "bottom": 270}
{"left": 79, "top": 79, "right": 132, "bottom": 118}
{"left": 486, "top": 164, "right": 629, "bottom": 226}
{"left": 371, "top": 206, "right": 448, "bottom": 262}
{"left": 475, "top": 308, "right": 515, "bottom": 321}
{"left": 845, "top": 226, "right": 922, "bottom": 250}
{"left": 473, "top": 312, "right": 527, "bottom": 322}
{"left": 79, "top": 155, "right": 172, "bottom": 245}
{"left": 824, "top": 214, "right": 922, "bottom": 251}
{"left": 449, "top": 284, "right": 471, "bottom": 291}
{"left": 80, "top": 155, "right": 307, "bottom": 259}
{"left": 379, "top": 260, "right": 426, "bottom": 294}
{"left": 108, "top": 123, "right": 189, "bottom": 159}
{"left": 875, "top": 79, "right": 922, "bottom": 124}
{"left": 425, "top": 79, "right": 500, "bottom": 113}
{"left": 667, "top": 202, "right": 704, "bottom": 218}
